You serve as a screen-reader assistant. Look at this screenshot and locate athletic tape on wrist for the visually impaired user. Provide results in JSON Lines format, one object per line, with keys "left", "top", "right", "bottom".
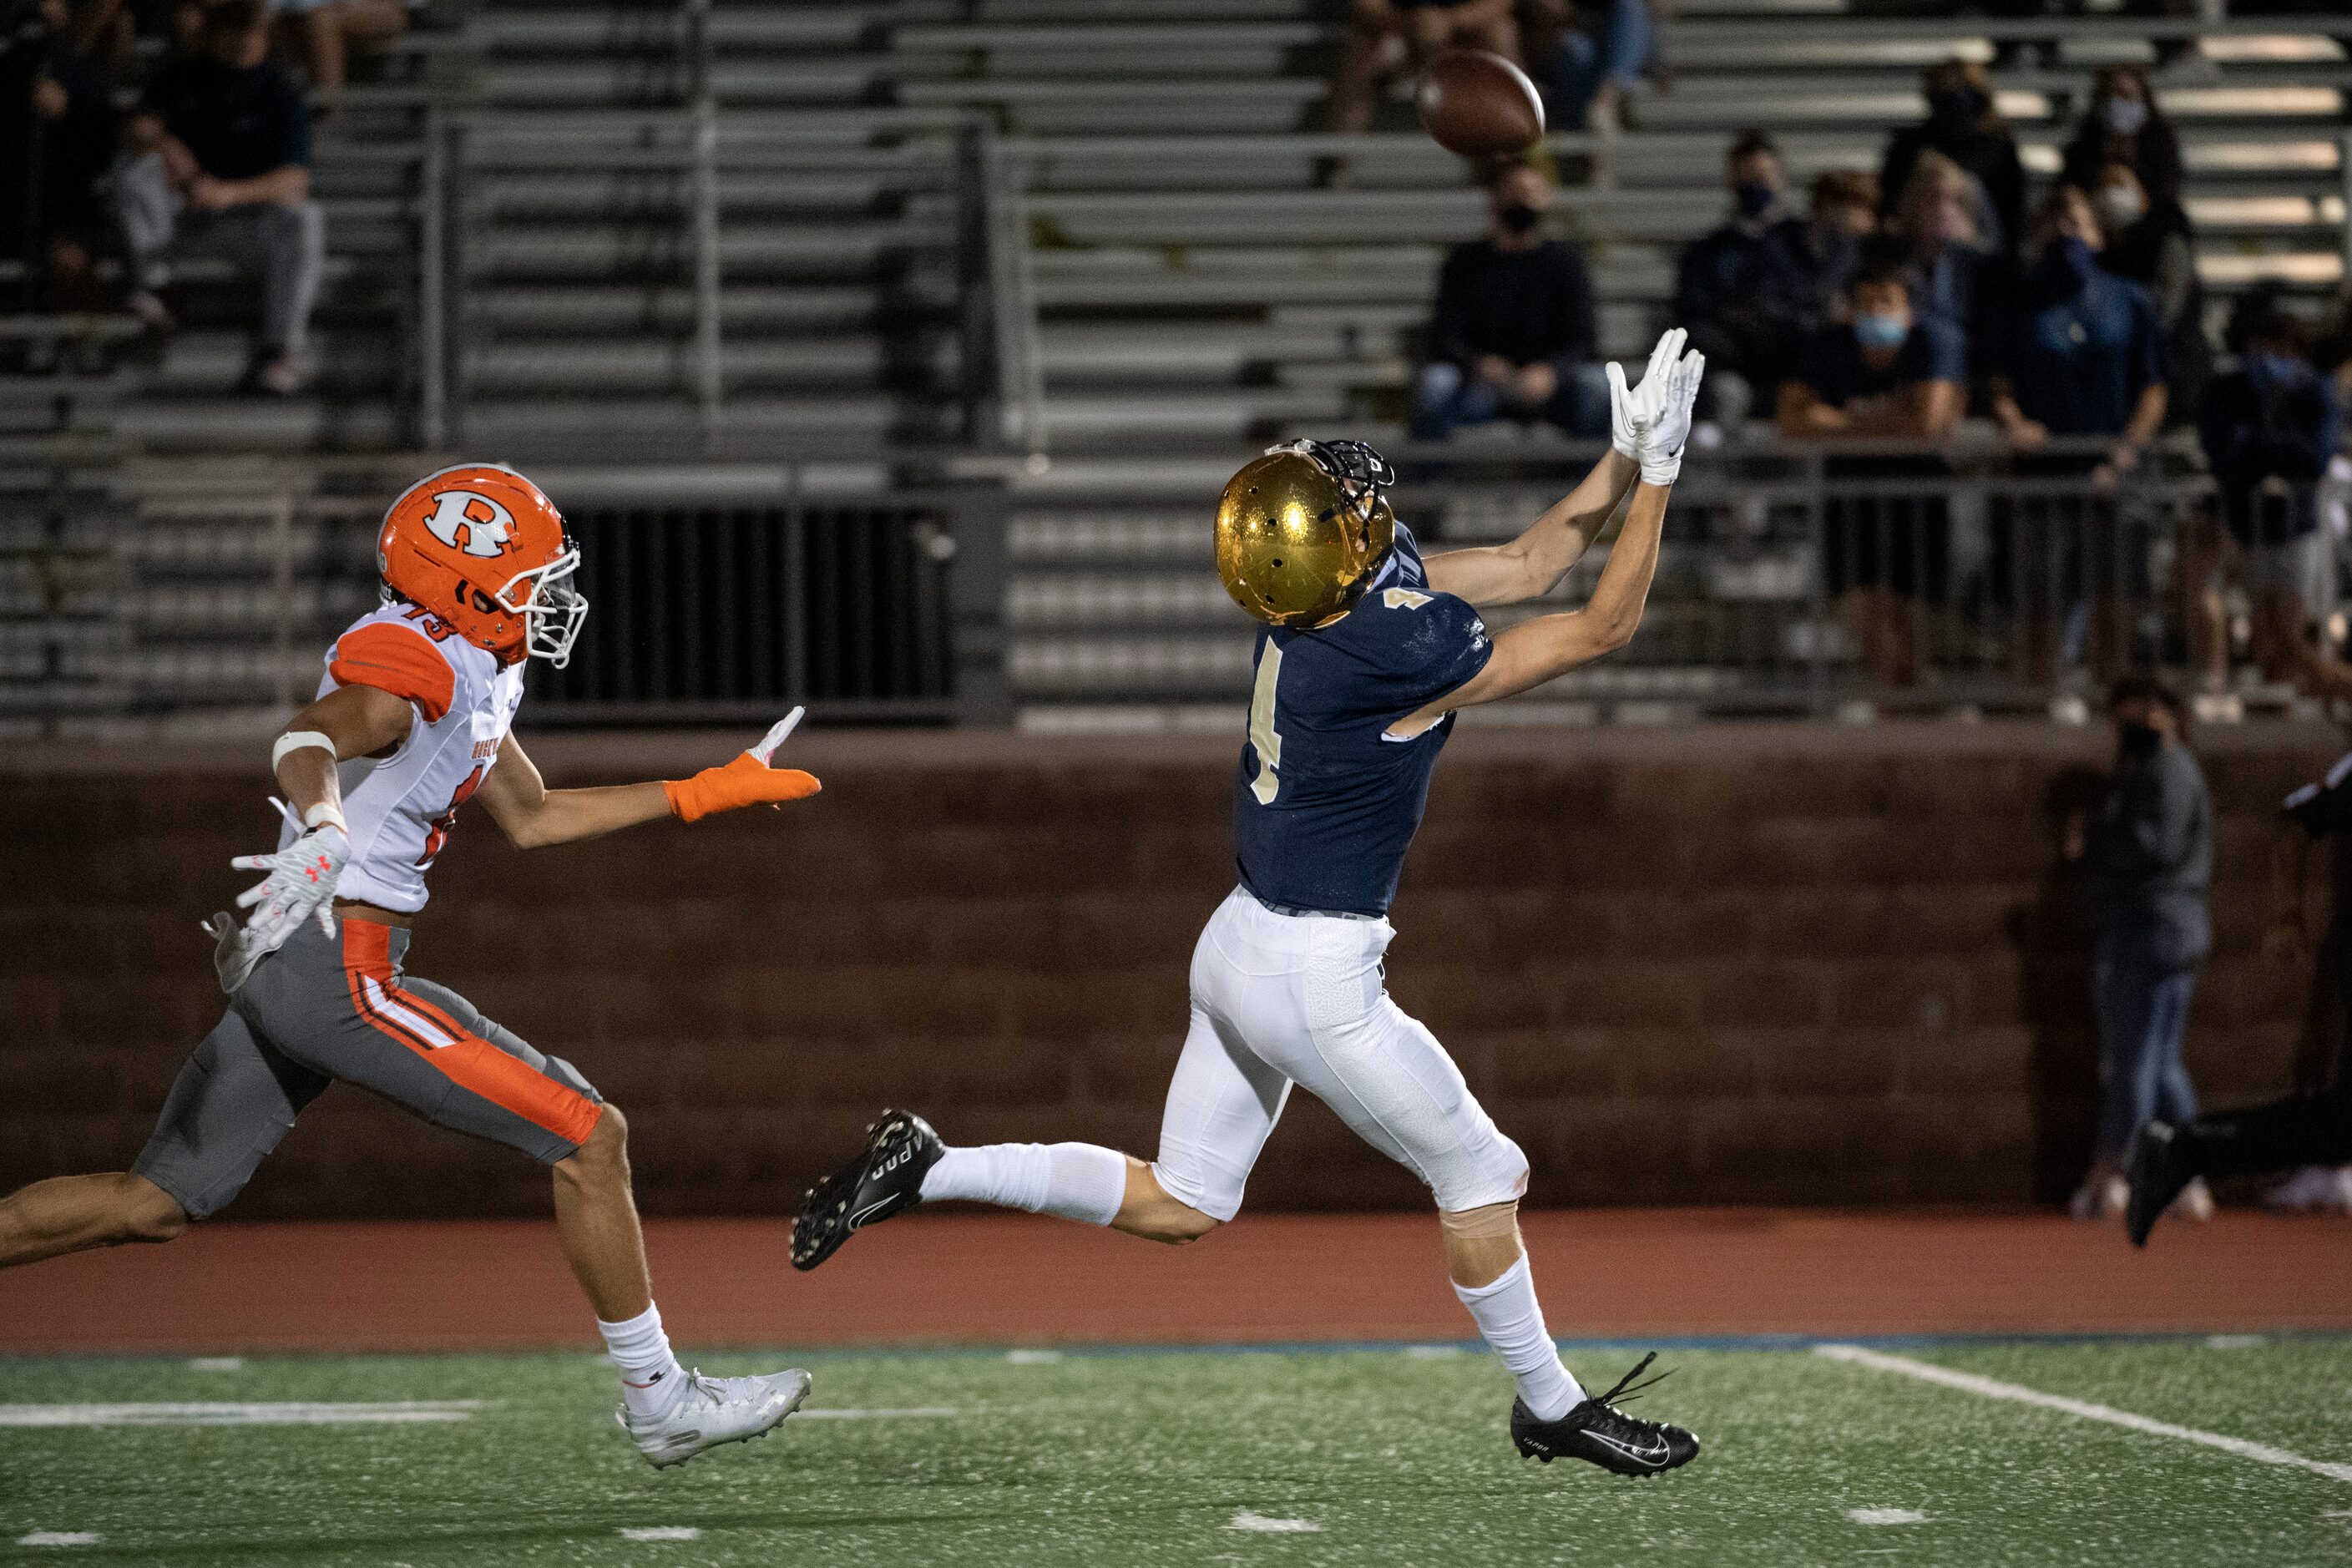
{"left": 302, "top": 802, "right": 347, "bottom": 832}
{"left": 271, "top": 730, "right": 337, "bottom": 771}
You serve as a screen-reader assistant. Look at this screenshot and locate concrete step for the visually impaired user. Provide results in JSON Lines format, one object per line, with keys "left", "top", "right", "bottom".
{"left": 465, "top": 336, "right": 953, "bottom": 395}
{"left": 471, "top": 283, "right": 898, "bottom": 333}
{"left": 466, "top": 220, "right": 955, "bottom": 281}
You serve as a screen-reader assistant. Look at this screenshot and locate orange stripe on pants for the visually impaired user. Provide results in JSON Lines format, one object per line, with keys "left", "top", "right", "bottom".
{"left": 341, "top": 921, "right": 603, "bottom": 1148}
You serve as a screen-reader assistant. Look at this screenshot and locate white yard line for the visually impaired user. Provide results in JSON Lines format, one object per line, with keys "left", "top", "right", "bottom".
{"left": 0, "top": 1402, "right": 482, "bottom": 1428}
{"left": 1815, "top": 1344, "right": 2352, "bottom": 1485}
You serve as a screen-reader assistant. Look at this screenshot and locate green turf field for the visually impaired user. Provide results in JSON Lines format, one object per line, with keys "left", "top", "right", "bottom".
{"left": 4, "top": 1337, "right": 2349, "bottom": 1565}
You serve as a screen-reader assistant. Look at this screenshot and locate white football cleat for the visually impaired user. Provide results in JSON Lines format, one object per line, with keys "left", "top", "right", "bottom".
{"left": 2263, "top": 1165, "right": 2352, "bottom": 1214}
{"left": 619, "top": 1367, "right": 812, "bottom": 1469}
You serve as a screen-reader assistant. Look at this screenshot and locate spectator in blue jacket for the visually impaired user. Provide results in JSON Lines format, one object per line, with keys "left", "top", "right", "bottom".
{"left": 1411, "top": 160, "right": 1607, "bottom": 442}
{"left": 1674, "top": 129, "right": 1807, "bottom": 431}
{"left": 1988, "top": 184, "right": 2167, "bottom": 685}
{"left": 2192, "top": 291, "right": 2349, "bottom": 699}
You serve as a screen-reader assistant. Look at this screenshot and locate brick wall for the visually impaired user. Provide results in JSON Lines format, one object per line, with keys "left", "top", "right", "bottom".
{"left": 2, "top": 723, "right": 2334, "bottom": 1218}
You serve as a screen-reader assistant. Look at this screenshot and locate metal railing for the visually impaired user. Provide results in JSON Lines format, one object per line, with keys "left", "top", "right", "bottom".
{"left": 0, "top": 456, "right": 1008, "bottom": 737}
{"left": 1406, "top": 435, "right": 2289, "bottom": 718}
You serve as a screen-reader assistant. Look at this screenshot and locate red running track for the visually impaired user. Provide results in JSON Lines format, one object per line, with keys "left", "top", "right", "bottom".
{"left": 3, "top": 1209, "right": 2349, "bottom": 1355}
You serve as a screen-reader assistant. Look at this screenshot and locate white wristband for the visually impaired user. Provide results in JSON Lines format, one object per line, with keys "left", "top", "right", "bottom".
{"left": 272, "top": 730, "right": 337, "bottom": 772}
{"left": 303, "top": 802, "right": 348, "bottom": 832}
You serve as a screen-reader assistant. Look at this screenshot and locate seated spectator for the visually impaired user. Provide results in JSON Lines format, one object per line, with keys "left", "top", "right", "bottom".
{"left": 1777, "top": 248, "right": 1965, "bottom": 692}
{"left": 1674, "top": 129, "right": 1802, "bottom": 430}
{"left": 1410, "top": 159, "right": 1606, "bottom": 443}
{"left": 113, "top": 0, "right": 322, "bottom": 395}
{"left": 2187, "top": 291, "right": 2349, "bottom": 701}
{"left": 1767, "top": 167, "right": 1877, "bottom": 336}
{"left": 0, "top": 0, "right": 115, "bottom": 317}
{"left": 1677, "top": 141, "right": 1877, "bottom": 436}
{"left": 269, "top": 0, "right": 409, "bottom": 118}
{"left": 1879, "top": 58, "right": 2026, "bottom": 256}
{"left": 2061, "top": 66, "right": 2183, "bottom": 210}
{"left": 1528, "top": 0, "right": 1656, "bottom": 134}
{"left": 1887, "top": 150, "right": 1995, "bottom": 346}
{"left": 1324, "top": 0, "right": 1518, "bottom": 139}
{"left": 1985, "top": 184, "right": 2168, "bottom": 685}
{"left": 2090, "top": 161, "right": 2208, "bottom": 421}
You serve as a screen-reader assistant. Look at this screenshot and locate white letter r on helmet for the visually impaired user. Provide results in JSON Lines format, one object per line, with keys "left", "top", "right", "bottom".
{"left": 422, "top": 490, "right": 515, "bottom": 559}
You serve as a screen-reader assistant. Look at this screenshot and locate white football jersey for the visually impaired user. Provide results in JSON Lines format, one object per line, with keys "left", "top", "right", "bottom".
{"left": 284, "top": 600, "right": 526, "bottom": 913}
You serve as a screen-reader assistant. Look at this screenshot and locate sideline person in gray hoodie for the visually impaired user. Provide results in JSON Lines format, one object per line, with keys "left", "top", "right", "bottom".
{"left": 2066, "top": 675, "right": 2214, "bottom": 1225}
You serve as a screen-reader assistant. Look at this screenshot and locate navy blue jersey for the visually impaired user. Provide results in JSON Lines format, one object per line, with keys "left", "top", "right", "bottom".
{"left": 1232, "top": 525, "right": 1494, "bottom": 917}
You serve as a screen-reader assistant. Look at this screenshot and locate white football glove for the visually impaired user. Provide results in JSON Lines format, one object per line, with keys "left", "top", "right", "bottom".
{"left": 1636, "top": 346, "right": 1707, "bottom": 488}
{"left": 204, "top": 798, "right": 348, "bottom": 993}
{"left": 1607, "top": 327, "right": 1688, "bottom": 463}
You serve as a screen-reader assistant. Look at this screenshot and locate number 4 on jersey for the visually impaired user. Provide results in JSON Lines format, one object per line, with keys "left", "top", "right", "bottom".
{"left": 1248, "top": 640, "right": 1284, "bottom": 805}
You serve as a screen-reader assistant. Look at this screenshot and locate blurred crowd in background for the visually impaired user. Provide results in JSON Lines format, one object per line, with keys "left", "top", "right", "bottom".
{"left": 1404, "top": 46, "right": 2351, "bottom": 716}
{"left": 2, "top": 0, "right": 409, "bottom": 391}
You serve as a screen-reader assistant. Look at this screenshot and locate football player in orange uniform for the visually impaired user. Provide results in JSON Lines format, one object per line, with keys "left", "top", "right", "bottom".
{"left": 0, "top": 464, "right": 823, "bottom": 1468}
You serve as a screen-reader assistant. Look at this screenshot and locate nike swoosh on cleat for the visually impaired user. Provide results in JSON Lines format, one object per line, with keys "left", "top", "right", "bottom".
{"left": 1585, "top": 1432, "right": 1672, "bottom": 1467}
{"left": 847, "top": 1197, "right": 899, "bottom": 1230}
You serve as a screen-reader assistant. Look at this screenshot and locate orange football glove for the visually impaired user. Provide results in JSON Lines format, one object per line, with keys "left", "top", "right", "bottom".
{"left": 663, "top": 709, "right": 822, "bottom": 822}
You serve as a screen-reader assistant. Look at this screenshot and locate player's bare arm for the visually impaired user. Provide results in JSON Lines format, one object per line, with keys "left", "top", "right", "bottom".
{"left": 1392, "top": 339, "right": 1703, "bottom": 738}
{"left": 1424, "top": 328, "right": 1685, "bottom": 607}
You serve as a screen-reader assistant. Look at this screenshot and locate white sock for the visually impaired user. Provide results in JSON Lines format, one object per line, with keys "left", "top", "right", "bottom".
{"left": 918, "top": 1141, "right": 1127, "bottom": 1226}
{"left": 1453, "top": 1256, "right": 1584, "bottom": 1421}
{"left": 598, "top": 1302, "right": 685, "bottom": 1422}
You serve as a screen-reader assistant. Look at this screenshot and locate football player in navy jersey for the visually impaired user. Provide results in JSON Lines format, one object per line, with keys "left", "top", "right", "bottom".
{"left": 797, "top": 331, "right": 1707, "bottom": 1476}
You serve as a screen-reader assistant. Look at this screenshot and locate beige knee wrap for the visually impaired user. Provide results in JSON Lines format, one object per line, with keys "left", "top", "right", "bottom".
{"left": 1439, "top": 1198, "right": 1520, "bottom": 1245}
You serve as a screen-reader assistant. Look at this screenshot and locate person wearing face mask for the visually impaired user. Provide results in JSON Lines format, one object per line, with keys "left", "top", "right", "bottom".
{"left": 2061, "top": 67, "right": 2184, "bottom": 212}
{"left": 2091, "top": 162, "right": 2208, "bottom": 424}
{"left": 1411, "top": 159, "right": 1608, "bottom": 442}
{"left": 1879, "top": 59, "right": 2026, "bottom": 259}
{"left": 2188, "top": 291, "right": 2349, "bottom": 702}
{"left": 1985, "top": 185, "right": 2167, "bottom": 689}
{"left": 1672, "top": 129, "right": 1808, "bottom": 432}
{"left": 2062, "top": 675, "right": 2212, "bottom": 1226}
{"left": 1778, "top": 249, "right": 1965, "bottom": 695}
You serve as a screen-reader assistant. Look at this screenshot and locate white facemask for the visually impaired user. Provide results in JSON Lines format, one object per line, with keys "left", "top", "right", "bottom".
{"left": 2104, "top": 98, "right": 2147, "bottom": 135}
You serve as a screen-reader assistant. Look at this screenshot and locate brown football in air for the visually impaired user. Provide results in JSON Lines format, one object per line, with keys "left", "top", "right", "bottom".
{"left": 1416, "top": 49, "right": 1545, "bottom": 159}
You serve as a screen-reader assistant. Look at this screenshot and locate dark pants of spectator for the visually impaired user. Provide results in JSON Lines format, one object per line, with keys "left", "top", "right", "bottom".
{"left": 1548, "top": 0, "right": 1656, "bottom": 129}
{"left": 1411, "top": 361, "right": 1611, "bottom": 442}
{"left": 114, "top": 150, "right": 324, "bottom": 359}
{"left": 2092, "top": 927, "right": 2200, "bottom": 1161}
{"left": 1819, "top": 493, "right": 1951, "bottom": 599}
{"left": 1988, "top": 455, "right": 2144, "bottom": 680}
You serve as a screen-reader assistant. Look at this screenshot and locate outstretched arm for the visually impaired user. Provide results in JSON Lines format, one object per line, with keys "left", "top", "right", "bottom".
{"left": 1424, "top": 329, "right": 1684, "bottom": 607}
{"left": 1419, "top": 448, "right": 1639, "bottom": 606}
{"left": 1393, "top": 478, "right": 1672, "bottom": 736}
{"left": 474, "top": 736, "right": 670, "bottom": 849}
{"left": 478, "top": 712, "right": 822, "bottom": 850}
{"left": 1390, "top": 342, "right": 1702, "bottom": 736}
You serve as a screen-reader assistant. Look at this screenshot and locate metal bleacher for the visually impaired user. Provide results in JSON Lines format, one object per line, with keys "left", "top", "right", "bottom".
{"left": 7, "top": 0, "right": 2350, "bottom": 734}
{"left": 891, "top": 0, "right": 2352, "bottom": 719}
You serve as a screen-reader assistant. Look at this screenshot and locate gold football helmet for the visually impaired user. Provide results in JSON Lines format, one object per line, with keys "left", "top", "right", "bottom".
{"left": 1213, "top": 438, "right": 1398, "bottom": 629}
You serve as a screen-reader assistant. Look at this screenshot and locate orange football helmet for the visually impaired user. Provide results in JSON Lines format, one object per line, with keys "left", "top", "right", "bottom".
{"left": 376, "top": 463, "right": 587, "bottom": 666}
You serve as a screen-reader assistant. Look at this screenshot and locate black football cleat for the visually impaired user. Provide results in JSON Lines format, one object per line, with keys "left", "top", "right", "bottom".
{"left": 790, "top": 1110, "right": 944, "bottom": 1272}
{"left": 2125, "top": 1120, "right": 2196, "bottom": 1247}
{"left": 1511, "top": 1353, "right": 1700, "bottom": 1478}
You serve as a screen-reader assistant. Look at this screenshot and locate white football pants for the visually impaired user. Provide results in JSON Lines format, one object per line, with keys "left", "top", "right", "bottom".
{"left": 1150, "top": 885, "right": 1530, "bottom": 1222}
